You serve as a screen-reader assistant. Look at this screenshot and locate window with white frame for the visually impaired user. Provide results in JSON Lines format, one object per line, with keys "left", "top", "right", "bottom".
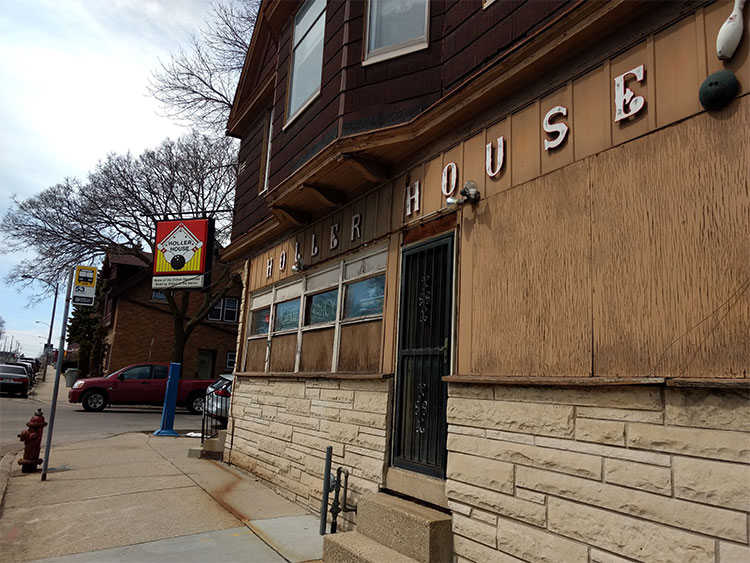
{"left": 208, "top": 297, "right": 239, "bottom": 323}
{"left": 244, "top": 245, "right": 388, "bottom": 373}
{"left": 287, "top": 0, "right": 326, "bottom": 121}
{"left": 226, "top": 351, "right": 236, "bottom": 370}
{"left": 365, "top": 0, "right": 429, "bottom": 63}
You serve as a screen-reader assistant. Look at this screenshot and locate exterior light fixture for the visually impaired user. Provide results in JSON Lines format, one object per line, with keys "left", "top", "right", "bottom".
{"left": 446, "top": 180, "right": 481, "bottom": 206}
{"left": 291, "top": 258, "right": 306, "bottom": 273}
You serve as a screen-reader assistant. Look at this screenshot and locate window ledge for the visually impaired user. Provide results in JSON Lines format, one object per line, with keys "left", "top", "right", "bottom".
{"left": 236, "top": 370, "right": 393, "bottom": 380}
{"left": 444, "top": 375, "right": 665, "bottom": 386}
{"left": 283, "top": 90, "right": 321, "bottom": 131}
{"left": 444, "top": 375, "right": 750, "bottom": 389}
{"left": 363, "top": 41, "right": 428, "bottom": 67}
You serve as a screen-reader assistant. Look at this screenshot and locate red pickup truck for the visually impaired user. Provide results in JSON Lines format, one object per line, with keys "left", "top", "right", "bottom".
{"left": 68, "top": 363, "right": 212, "bottom": 414}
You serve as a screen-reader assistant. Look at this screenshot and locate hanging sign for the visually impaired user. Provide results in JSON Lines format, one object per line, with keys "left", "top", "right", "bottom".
{"left": 152, "top": 219, "right": 213, "bottom": 289}
{"left": 73, "top": 265, "right": 98, "bottom": 307}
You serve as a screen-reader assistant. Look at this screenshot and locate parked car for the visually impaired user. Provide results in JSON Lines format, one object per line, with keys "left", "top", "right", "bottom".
{"left": 9, "top": 361, "right": 36, "bottom": 385}
{"left": 68, "top": 363, "right": 213, "bottom": 413}
{"left": 204, "top": 373, "right": 233, "bottom": 427}
{"left": 0, "top": 364, "right": 31, "bottom": 397}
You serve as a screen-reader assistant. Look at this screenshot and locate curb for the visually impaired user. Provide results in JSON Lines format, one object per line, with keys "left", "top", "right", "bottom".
{"left": 0, "top": 451, "right": 16, "bottom": 513}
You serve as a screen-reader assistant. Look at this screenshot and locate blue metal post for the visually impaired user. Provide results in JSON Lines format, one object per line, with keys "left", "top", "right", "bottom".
{"left": 154, "top": 362, "right": 181, "bottom": 436}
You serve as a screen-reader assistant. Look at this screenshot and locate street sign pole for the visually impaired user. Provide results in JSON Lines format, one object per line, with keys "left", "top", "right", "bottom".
{"left": 154, "top": 362, "right": 181, "bottom": 436}
{"left": 41, "top": 267, "right": 74, "bottom": 481}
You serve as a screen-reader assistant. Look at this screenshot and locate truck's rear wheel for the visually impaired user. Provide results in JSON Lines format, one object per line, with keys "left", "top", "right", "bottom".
{"left": 81, "top": 390, "right": 107, "bottom": 412}
{"left": 187, "top": 392, "right": 204, "bottom": 415}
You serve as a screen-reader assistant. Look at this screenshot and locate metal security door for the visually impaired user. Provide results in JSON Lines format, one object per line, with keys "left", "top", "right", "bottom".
{"left": 393, "top": 234, "right": 453, "bottom": 478}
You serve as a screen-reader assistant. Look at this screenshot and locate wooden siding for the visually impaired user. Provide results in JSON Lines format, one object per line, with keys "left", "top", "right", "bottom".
{"left": 441, "top": 0, "right": 573, "bottom": 94}
{"left": 231, "top": 115, "right": 270, "bottom": 241}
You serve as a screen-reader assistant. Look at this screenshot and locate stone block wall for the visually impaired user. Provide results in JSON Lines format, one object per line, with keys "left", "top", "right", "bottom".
{"left": 446, "top": 384, "right": 750, "bottom": 563}
{"left": 225, "top": 376, "right": 392, "bottom": 528}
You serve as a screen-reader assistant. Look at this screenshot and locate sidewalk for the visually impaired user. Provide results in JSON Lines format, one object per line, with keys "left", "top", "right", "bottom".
{"left": 0, "top": 378, "right": 324, "bottom": 562}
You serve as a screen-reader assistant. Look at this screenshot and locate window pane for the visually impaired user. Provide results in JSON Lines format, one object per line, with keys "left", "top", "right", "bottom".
{"left": 152, "top": 365, "right": 168, "bottom": 379}
{"left": 208, "top": 303, "right": 222, "bottom": 321}
{"left": 226, "top": 351, "right": 236, "bottom": 370}
{"left": 224, "top": 297, "right": 238, "bottom": 322}
{"left": 368, "top": 0, "right": 427, "bottom": 54}
{"left": 274, "top": 298, "right": 300, "bottom": 331}
{"left": 288, "top": 8, "right": 324, "bottom": 117}
{"left": 344, "top": 275, "right": 385, "bottom": 318}
{"left": 122, "top": 366, "right": 152, "bottom": 380}
{"left": 294, "top": 0, "right": 325, "bottom": 47}
{"left": 251, "top": 307, "right": 271, "bottom": 335}
{"left": 151, "top": 290, "right": 167, "bottom": 302}
{"left": 305, "top": 289, "right": 338, "bottom": 325}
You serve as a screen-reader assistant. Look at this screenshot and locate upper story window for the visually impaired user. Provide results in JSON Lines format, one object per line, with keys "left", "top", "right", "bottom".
{"left": 365, "top": 0, "right": 429, "bottom": 64}
{"left": 287, "top": 0, "right": 326, "bottom": 121}
{"left": 208, "top": 297, "right": 239, "bottom": 323}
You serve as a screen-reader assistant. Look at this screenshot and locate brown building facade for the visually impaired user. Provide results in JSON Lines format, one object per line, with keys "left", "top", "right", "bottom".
{"left": 223, "top": 1, "right": 749, "bottom": 561}
{"left": 101, "top": 253, "right": 240, "bottom": 379}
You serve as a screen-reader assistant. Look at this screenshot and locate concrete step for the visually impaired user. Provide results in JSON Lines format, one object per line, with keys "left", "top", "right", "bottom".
{"left": 355, "top": 493, "right": 452, "bottom": 563}
{"left": 323, "top": 531, "right": 418, "bottom": 563}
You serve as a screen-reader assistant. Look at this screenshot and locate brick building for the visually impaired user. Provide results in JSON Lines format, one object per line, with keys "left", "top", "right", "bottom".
{"left": 101, "top": 253, "right": 240, "bottom": 379}
{"left": 221, "top": 1, "right": 749, "bottom": 561}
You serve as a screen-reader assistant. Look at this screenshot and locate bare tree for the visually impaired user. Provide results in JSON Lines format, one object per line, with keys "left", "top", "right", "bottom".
{"left": 1, "top": 131, "right": 240, "bottom": 364}
{"left": 0, "top": 315, "right": 5, "bottom": 341}
{"left": 149, "top": 0, "right": 259, "bottom": 132}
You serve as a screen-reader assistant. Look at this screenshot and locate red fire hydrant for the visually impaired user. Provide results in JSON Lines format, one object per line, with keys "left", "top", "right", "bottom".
{"left": 18, "top": 408, "right": 47, "bottom": 473}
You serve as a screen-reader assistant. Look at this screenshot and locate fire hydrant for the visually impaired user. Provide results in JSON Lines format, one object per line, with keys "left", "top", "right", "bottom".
{"left": 18, "top": 408, "right": 47, "bottom": 473}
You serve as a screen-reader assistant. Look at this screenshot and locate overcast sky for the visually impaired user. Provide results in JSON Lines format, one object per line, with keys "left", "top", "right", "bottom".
{"left": 0, "top": 0, "right": 219, "bottom": 357}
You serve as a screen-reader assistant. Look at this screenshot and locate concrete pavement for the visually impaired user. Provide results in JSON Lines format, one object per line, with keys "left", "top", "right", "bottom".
{"left": 0, "top": 377, "right": 324, "bottom": 563}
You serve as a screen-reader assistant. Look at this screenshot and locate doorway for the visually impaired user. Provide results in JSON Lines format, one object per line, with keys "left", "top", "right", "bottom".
{"left": 392, "top": 233, "right": 454, "bottom": 478}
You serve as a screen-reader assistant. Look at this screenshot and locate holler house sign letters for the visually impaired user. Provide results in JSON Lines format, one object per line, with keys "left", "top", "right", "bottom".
{"left": 265, "top": 65, "right": 646, "bottom": 279}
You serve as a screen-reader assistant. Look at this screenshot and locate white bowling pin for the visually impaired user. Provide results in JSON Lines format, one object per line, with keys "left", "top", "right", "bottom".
{"left": 717, "top": 0, "right": 746, "bottom": 60}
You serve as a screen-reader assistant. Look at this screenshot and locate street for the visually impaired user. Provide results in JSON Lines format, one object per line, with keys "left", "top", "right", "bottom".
{"left": 0, "top": 380, "right": 202, "bottom": 458}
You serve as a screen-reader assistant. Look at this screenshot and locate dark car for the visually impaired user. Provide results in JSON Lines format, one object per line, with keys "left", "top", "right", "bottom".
{"left": 0, "top": 364, "right": 30, "bottom": 397}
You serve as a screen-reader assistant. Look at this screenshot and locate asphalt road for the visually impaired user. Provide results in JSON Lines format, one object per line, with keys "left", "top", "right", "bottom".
{"left": 0, "top": 381, "right": 203, "bottom": 458}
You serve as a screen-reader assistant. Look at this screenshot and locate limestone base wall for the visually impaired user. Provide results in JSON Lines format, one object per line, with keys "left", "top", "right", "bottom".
{"left": 225, "top": 376, "right": 392, "bottom": 529}
{"left": 446, "top": 384, "right": 750, "bottom": 563}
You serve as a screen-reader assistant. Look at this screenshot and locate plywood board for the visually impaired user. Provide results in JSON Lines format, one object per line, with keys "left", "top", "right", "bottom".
{"left": 245, "top": 338, "right": 267, "bottom": 372}
{"left": 269, "top": 333, "right": 297, "bottom": 372}
{"left": 381, "top": 235, "right": 400, "bottom": 374}
{"left": 422, "top": 155, "right": 444, "bottom": 218}
{"left": 654, "top": 15, "right": 701, "bottom": 128}
{"left": 484, "top": 117, "right": 511, "bottom": 198}
{"left": 471, "top": 160, "right": 592, "bottom": 376}
{"left": 300, "top": 327, "right": 334, "bottom": 372}
{"left": 510, "top": 101, "right": 541, "bottom": 186}
{"left": 338, "top": 320, "right": 382, "bottom": 373}
{"left": 573, "top": 65, "right": 611, "bottom": 160}
{"left": 592, "top": 97, "right": 750, "bottom": 378}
